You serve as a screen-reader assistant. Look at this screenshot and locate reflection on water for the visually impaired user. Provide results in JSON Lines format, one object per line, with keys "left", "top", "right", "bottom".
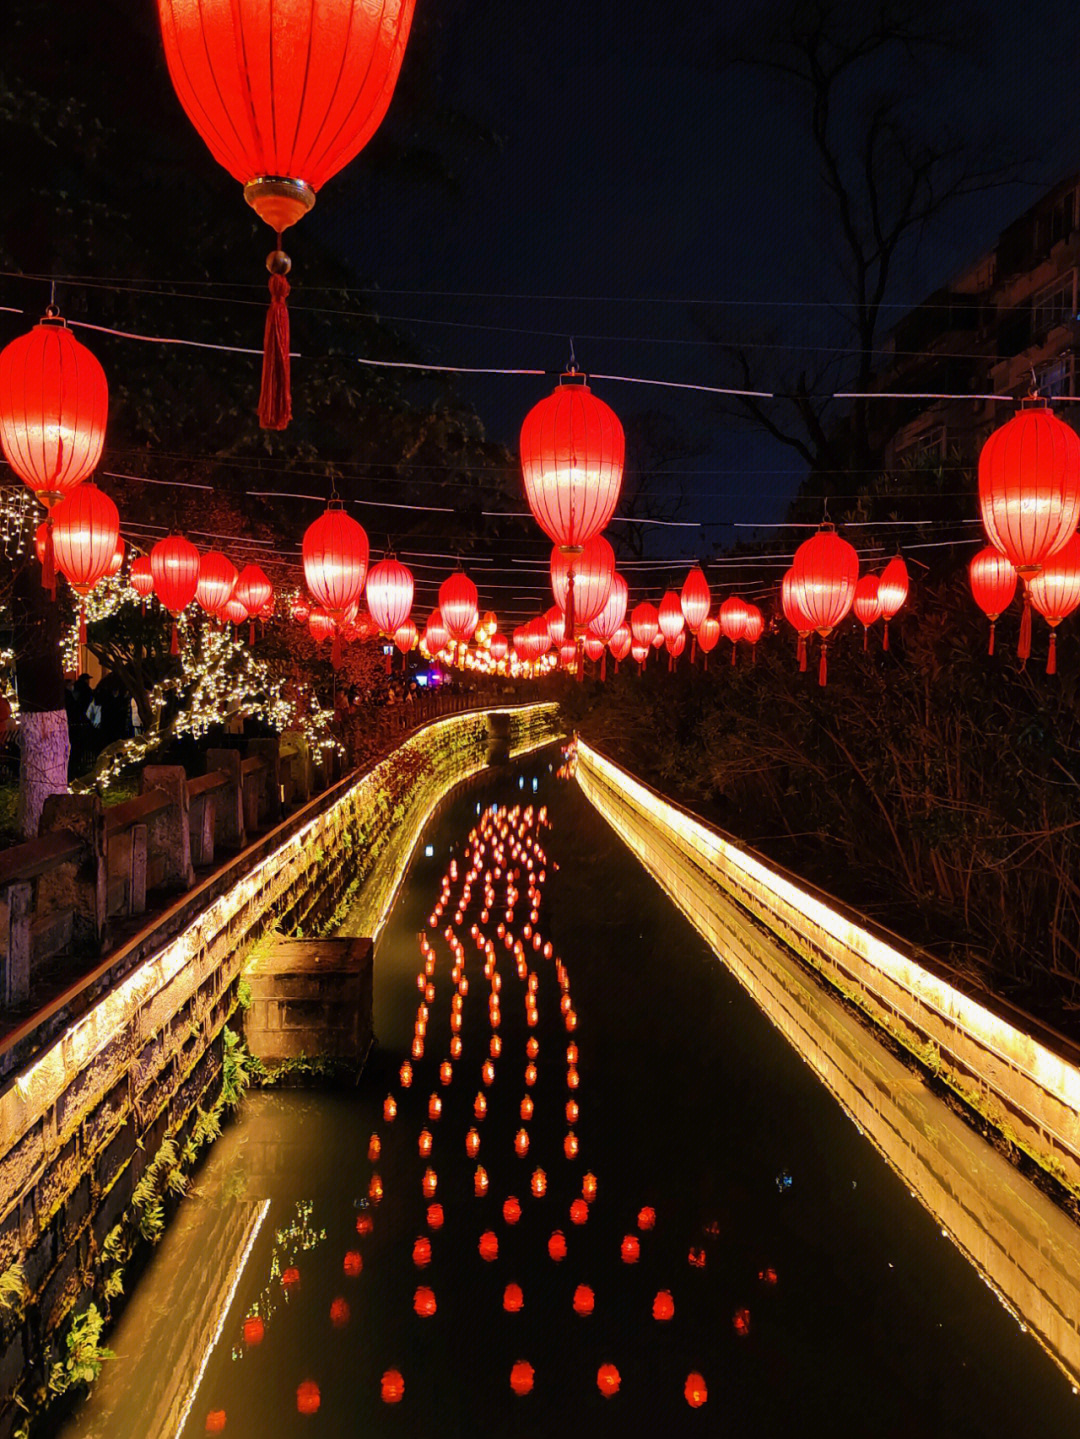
{"left": 59, "top": 752, "right": 1080, "bottom": 1438}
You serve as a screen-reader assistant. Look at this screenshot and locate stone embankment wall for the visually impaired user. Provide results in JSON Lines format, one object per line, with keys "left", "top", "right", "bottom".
{"left": 575, "top": 741, "right": 1080, "bottom": 1199}
{"left": 0, "top": 704, "right": 562, "bottom": 1438}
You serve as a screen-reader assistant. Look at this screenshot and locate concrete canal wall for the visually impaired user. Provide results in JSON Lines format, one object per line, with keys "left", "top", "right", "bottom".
{"left": 575, "top": 742, "right": 1080, "bottom": 1205}
{"left": 0, "top": 703, "right": 562, "bottom": 1439}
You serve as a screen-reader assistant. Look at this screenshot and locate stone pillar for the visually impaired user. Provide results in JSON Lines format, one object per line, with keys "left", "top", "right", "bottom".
{"left": 39, "top": 791, "right": 107, "bottom": 952}
{"left": 1, "top": 880, "right": 31, "bottom": 1006}
{"left": 281, "top": 731, "right": 311, "bottom": 805}
{"left": 246, "top": 739, "right": 282, "bottom": 825}
{"left": 206, "top": 749, "right": 245, "bottom": 850}
{"left": 189, "top": 795, "right": 215, "bottom": 869}
{"left": 140, "top": 767, "right": 195, "bottom": 891}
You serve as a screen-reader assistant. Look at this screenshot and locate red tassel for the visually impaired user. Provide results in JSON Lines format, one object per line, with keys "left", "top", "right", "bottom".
{"left": 988, "top": 621, "right": 996, "bottom": 656}
{"left": 41, "top": 519, "right": 57, "bottom": 598}
{"left": 1048, "top": 630, "right": 1058, "bottom": 675}
{"left": 668, "top": 652, "right": 674, "bottom": 673}
{"left": 818, "top": 640, "right": 828, "bottom": 686}
{"left": 170, "top": 621, "right": 179, "bottom": 656}
{"left": 883, "top": 620, "right": 890, "bottom": 652}
{"left": 690, "top": 636, "right": 697, "bottom": 664}
{"left": 798, "top": 635, "right": 807, "bottom": 672}
{"left": 259, "top": 270, "right": 292, "bottom": 430}
{"left": 862, "top": 627, "right": 868, "bottom": 652}
{"left": 248, "top": 620, "right": 256, "bottom": 645}
{"left": 752, "top": 644, "right": 757, "bottom": 666}
{"left": 703, "top": 654, "right": 708, "bottom": 672}
{"left": 730, "top": 642, "right": 737, "bottom": 667}
{"left": 601, "top": 651, "right": 607, "bottom": 682}
{"left": 1018, "top": 588, "right": 1032, "bottom": 662}
{"left": 402, "top": 649, "right": 407, "bottom": 672}
{"left": 332, "top": 630, "right": 342, "bottom": 670}
{"left": 385, "top": 650, "right": 392, "bottom": 674}
{"left": 78, "top": 603, "right": 87, "bottom": 647}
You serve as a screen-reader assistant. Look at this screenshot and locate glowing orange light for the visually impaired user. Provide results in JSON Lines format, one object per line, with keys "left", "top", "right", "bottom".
{"left": 531, "top": 1168, "right": 547, "bottom": 1198}
{"left": 514, "top": 1128, "right": 530, "bottom": 1157}
{"left": 566, "top": 1043, "right": 578, "bottom": 1064}
{"left": 425, "top": 982, "right": 435, "bottom": 1003}
{"left": 428, "top": 1094, "right": 442, "bottom": 1121}
{"left": 510, "top": 1360, "right": 535, "bottom": 1396}
{"left": 343, "top": 1251, "right": 362, "bottom": 1278}
{"left": 685, "top": 1372, "right": 708, "bottom": 1407}
{"left": 688, "top": 1247, "right": 706, "bottom": 1269}
{"left": 450, "top": 1035, "right": 463, "bottom": 1058}
{"left": 383, "top": 1096, "right": 397, "bottom": 1122}
{"left": 205, "top": 1411, "right": 227, "bottom": 1434}
{"left": 620, "top": 1236, "right": 640, "bottom": 1264}
{"left": 296, "top": 1380, "right": 321, "bottom": 1415}
{"left": 422, "top": 1168, "right": 438, "bottom": 1199}
{"left": 490, "top": 1034, "right": 502, "bottom": 1058}
{"left": 733, "top": 1308, "right": 750, "bottom": 1336}
{"left": 503, "top": 1283, "right": 524, "bottom": 1313}
{"left": 482, "top": 1060, "right": 496, "bottom": 1086}
{"left": 548, "top": 1230, "right": 567, "bottom": 1261}
{"left": 573, "top": 1284, "right": 595, "bottom": 1316}
{"left": 440, "top": 1061, "right": 454, "bottom": 1086}
{"left": 563, "top": 1132, "right": 579, "bottom": 1159}
{"left": 652, "top": 1290, "right": 674, "bottom": 1321}
{"left": 567, "top": 1068, "right": 580, "bottom": 1090}
{"left": 464, "top": 1128, "right": 480, "bottom": 1158}
{"left": 474, "top": 1165, "right": 489, "bottom": 1197}
{"left": 474, "top": 1092, "right": 488, "bottom": 1119}
{"left": 399, "top": 1061, "right": 413, "bottom": 1087}
{"left": 414, "top": 1286, "right": 436, "bottom": 1317}
{"left": 582, "top": 1173, "right": 597, "bottom": 1202}
{"left": 478, "top": 1231, "right": 499, "bottom": 1262}
{"left": 329, "top": 1297, "right": 350, "bottom": 1328}
{"left": 759, "top": 1267, "right": 778, "bottom": 1286}
{"left": 282, "top": 1267, "right": 300, "bottom": 1289}
{"left": 565, "top": 1100, "right": 579, "bottom": 1125}
{"left": 503, "top": 1195, "right": 522, "bottom": 1225}
{"left": 565, "top": 1010, "right": 578, "bottom": 1031}
{"left": 597, "top": 1364, "right": 621, "bottom": 1397}
{"left": 426, "top": 1204, "right": 444, "bottom": 1230}
{"left": 381, "top": 1370, "right": 404, "bottom": 1404}
{"left": 355, "top": 1214, "right": 373, "bottom": 1236}
{"left": 412, "top": 1037, "right": 424, "bottom": 1059}
{"left": 418, "top": 1130, "right": 433, "bottom": 1157}
{"left": 637, "top": 1206, "right": 656, "bottom": 1231}
{"left": 412, "top": 1236, "right": 432, "bottom": 1268}
{"left": 526, "top": 1037, "right": 539, "bottom": 1059}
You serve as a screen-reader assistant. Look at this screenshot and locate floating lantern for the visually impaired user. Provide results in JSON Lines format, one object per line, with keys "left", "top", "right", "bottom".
{"left": 440, "top": 1061, "right": 453, "bottom": 1086}
{"left": 733, "top": 1308, "right": 751, "bottom": 1336}
{"left": 566, "top": 1099, "right": 579, "bottom": 1124}
{"left": 343, "top": 1251, "right": 362, "bottom": 1278}
{"left": 422, "top": 1168, "right": 437, "bottom": 1199}
{"left": 355, "top": 1214, "right": 373, "bottom": 1236}
{"left": 877, "top": 555, "right": 909, "bottom": 649}
{"left": 621, "top": 1236, "right": 640, "bottom": 1264}
{"left": 573, "top": 1284, "right": 595, "bottom": 1316}
{"left": 548, "top": 1230, "right": 567, "bottom": 1261}
{"left": 853, "top": 574, "right": 881, "bottom": 650}
{"left": 563, "top": 1132, "right": 579, "bottom": 1160}
{"left": 413, "top": 1286, "right": 436, "bottom": 1318}
{"left": 789, "top": 528, "right": 859, "bottom": 684}
{"left": 652, "top": 1290, "right": 674, "bottom": 1321}
{"left": 399, "top": 1061, "right": 413, "bottom": 1088}
{"left": 524, "top": 1063, "right": 537, "bottom": 1087}
{"left": 570, "top": 1198, "right": 588, "bottom": 1225}
{"left": 296, "top": 1381, "right": 321, "bottom": 1415}
{"left": 205, "top": 1410, "right": 227, "bottom": 1433}
{"left": 582, "top": 1173, "right": 597, "bottom": 1202}
{"left": 489, "top": 1034, "right": 501, "bottom": 1058}
{"left": 685, "top": 1373, "right": 708, "bottom": 1408}
{"left": 426, "top": 1205, "right": 443, "bottom": 1230}
{"left": 482, "top": 1060, "right": 496, "bottom": 1086}
{"left": 515, "top": 1129, "right": 530, "bottom": 1157}
{"left": 381, "top": 1370, "right": 404, "bottom": 1404}
{"left": 368, "top": 1175, "right": 383, "bottom": 1204}
{"left": 428, "top": 1094, "right": 442, "bottom": 1121}
{"left": 242, "top": 1315, "right": 265, "bottom": 1345}
{"left": 281, "top": 1267, "right": 300, "bottom": 1289}
{"left": 474, "top": 1165, "right": 489, "bottom": 1197}
{"left": 526, "top": 1037, "right": 539, "bottom": 1059}
{"left": 567, "top": 1067, "right": 580, "bottom": 1090}
{"left": 418, "top": 1130, "right": 433, "bottom": 1158}
{"left": 367, "top": 1134, "right": 381, "bottom": 1162}
{"left": 466, "top": 1128, "right": 481, "bottom": 1158}
{"left": 759, "top": 1267, "right": 778, "bottom": 1285}
{"left": 520, "top": 1095, "right": 534, "bottom": 1121}
{"left": 637, "top": 1206, "right": 656, "bottom": 1231}
{"left": 478, "top": 1231, "right": 499, "bottom": 1262}
{"left": 412, "top": 1237, "right": 432, "bottom": 1268}
{"left": 510, "top": 1360, "right": 535, "bottom": 1397}
{"left": 520, "top": 373, "right": 624, "bottom": 552}
{"left": 329, "top": 1297, "right": 350, "bottom": 1328}
{"left": 503, "top": 1196, "right": 522, "bottom": 1225}
{"left": 688, "top": 1247, "right": 706, "bottom": 1268}
{"left": 504, "top": 1283, "right": 524, "bottom": 1313}
{"left": 531, "top": 1168, "right": 547, "bottom": 1198}
{"left": 597, "top": 1364, "right": 621, "bottom": 1398}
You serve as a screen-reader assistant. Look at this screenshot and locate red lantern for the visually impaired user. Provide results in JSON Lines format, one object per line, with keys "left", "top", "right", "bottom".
{"left": 573, "top": 1284, "right": 595, "bottom": 1316}
{"left": 196, "top": 552, "right": 238, "bottom": 618}
{"left": 225, "top": 597, "right": 249, "bottom": 627}
{"left": 108, "top": 537, "right": 125, "bottom": 577}
{"left": 969, "top": 545, "right": 1017, "bottom": 655}
{"left": 685, "top": 1373, "right": 708, "bottom": 1408}
{"left": 234, "top": 563, "right": 272, "bottom": 617}
{"left": 381, "top": 1370, "right": 404, "bottom": 1405}
{"left": 550, "top": 534, "right": 615, "bottom": 631}
{"left": 789, "top": 529, "right": 859, "bottom": 684}
{"left": 979, "top": 400, "right": 1080, "bottom": 659}
{"left": 242, "top": 1314, "right": 264, "bottom": 1345}
{"left": 781, "top": 567, "right": 812, "bottom": 671}
{"left": 439, "top": 571, "right": 479, "bottom": 643}
{"left": 520, "top": 373, "right": 624, "bottom": 550}
{"left": 503, "top": 1283, "right": 524, "bottom": 1313}
{"left": 0, "top": 310, "right": 108, "bottom": 507}
{"left": 630, "top": 640, "right": 650, "bottom": 666}
{"left": 129, "top": 555, "right": 154, "bottom": 600}
{"left": 394, "top": 618, "right": 418, "bottom": 655}
{"left": 852, "top": 574, "right": 881, "bottom": 651}
{"left": 742, "top": 604, "right": 764, "bottom": 658}
{"left": 510, "top": 1360, "right": 535, "bottom": 1396}
{"left": 52, "top": 483, "right": 120, "bottom": 602}
{"left": 608, "top": 622, "right": 632, "bottom": 663}
{"left": 157, "top": 0, "right": 416, "bottom": 429}
{"left": 151, "top": 534, "right": 201, "bottom": 653}
{"left": 697, "top": 614, "right": 720, "bottom": 665}
{"left": 303, "top": 507, "right": 369, "bottom": 617}
{"left": 1029, "top": 533, "right": 1080, "bottom": 672}
{"left": 719, "top": 595, "right": 750, "bottom": 665}
{"left": 658, "top": 591, "right": 685, "bottom": 644}
{"left": 308, "top": 608, "right": 334, "bottom": 643}
{"left": 652, "top": 1290, "right": 674, "bottom": 1321}
{"left": 592, "top": 571, "right": 628, "bottom": 644}
{"left": 597, "top": 1364, "right": 621, "bottom": 1398}
{"left": 413, "top": 1286, "right": 436, "bottom": 1318}
{"left": 545, "top": 606, "right": 567, "bottom": 647}
{"left": 490, "top": 632, "right": 508, "bottom": 662}
{"left": 630, "top": 601, "right": 659, "bottom": 650}
{"left": 424, "top": 607, "right": 449, "bottom": 655}
{"left": 680, "top": 566, "right": 711, "bottom": 636}
{"left": 558, "top": 639, "right": 577, "bottom": 669}
{"left": 583, "top": 632, "right": 606, "bottom": 663}
{"left": 877, "top": 555, "right": 909, "bottom": 651}
{"left": 367, "top": 555, "right": 414, "bottom": 635}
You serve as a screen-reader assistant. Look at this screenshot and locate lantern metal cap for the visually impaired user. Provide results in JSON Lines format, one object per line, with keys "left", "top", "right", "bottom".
{"left": 244, "top": 176, "right": 316, "bottom": 233}
{"left": 38, "top": 306, "right": 67, "bottom": 328}
{"left": 558, "top": 369, "right": 590, "bottom": 388}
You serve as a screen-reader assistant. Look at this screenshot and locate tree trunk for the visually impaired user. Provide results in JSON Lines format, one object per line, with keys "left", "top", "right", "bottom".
{"left": 12, "top": 557, "right": 69, "bottom": 837}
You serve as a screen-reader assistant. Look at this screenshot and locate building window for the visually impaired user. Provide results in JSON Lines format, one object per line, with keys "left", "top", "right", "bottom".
{"left": 1041, "top": 354, "right": 1075, "bottom": 399}
{"left": 1051, "top": 189, "right": 1077, "bottom": 247}
{"left": 897, "top": 425, "right": 947, "bottom": 464}
{"left": 1031, "top": 272, "right": 1076, "bottom": 336}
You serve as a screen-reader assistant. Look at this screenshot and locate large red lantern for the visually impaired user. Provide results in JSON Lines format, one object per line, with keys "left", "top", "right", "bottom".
{"left": 520, "top": 374, "right": 624, "bottom": 551}
{"left": 440, "top": 572, "right": 479, "bottom": 644}
{"left": 852, "top": 574, "right": 881, "bottom": 651}
{"left": 968, "top": 546, "right": 1017, "bottom": 655}
{"left": 877, "top": 556, "right": 909, "bottom": 650}
{"left": 424, "top": 608, "right": 450, "bottom": 656}
{"left": 107, "top": 537, "right": 125, "bottom": 578}
{"left": 658, "top": 591, "right": 685, "bottom": 644}
{"left": 0, "top": 310, "right": 109, "bottom": 591}
{"left": 367, "top": 556, "right": 415, "bottom": 635}
{"left": 196, "top": 552, "right": 238, "bottom": 618}
{"left": 550, "top": 534, "right": 615, "bottom": 631}
{"left": 789, "top": 529, "right": 859, "bottom": 684}
{"left": 156, "top": 0, "right": 416, "bottom": 430}
{"left": 979, "top": 400, "right": 1080, "bottom": 659}
{"left": 1029, "top": 534, "right": 1080, "bottom": 673}
{"left": 151, "top": 535, "right": 201, "bottom": 653}
{"left": 303, "top": 506, "right": 369, "bottom": 664}
{"left": 52, "top": 484, "right": 120, "bottom": 644}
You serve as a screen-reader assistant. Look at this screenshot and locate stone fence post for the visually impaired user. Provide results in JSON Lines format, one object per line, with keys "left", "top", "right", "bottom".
{"left": 38, "top": 792, "right": 107, "bottom": 953}
{"left": 205, "top": 749, "right": 246, "bottom": 851}
{"left": 140, "top": 767, "right": 195, "bottom": 890}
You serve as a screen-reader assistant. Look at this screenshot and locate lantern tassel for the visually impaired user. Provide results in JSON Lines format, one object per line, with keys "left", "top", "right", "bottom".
{"left": 752, "top": 644, "right": 757, "bottom": 666}
{"left": 79, "top": 603, "right": 87, "bottom": 648}
{"left": 385, "top": 650, "right": 392, "bottom": 674}
{"left": 690, "top": 635, "right": 697, "bottom": 664}
{"left": 798, "top": 634, "right": 807, "bottom": 672}
{"left": 1048, "top": 630, "right": 1058, "bottom": 675}
{"left": 730, "top": 642, "right": 737, "bottom": 667}
{"left": 331, "top": 629, "right": 342, "bottom": 670}
{"left": 668, "top": 652, "right": 673, "bottom": 673}
{"left": 883, "top": 619, "right": 891, "bottom": 652}
{"left": 862, "top": 626, "right": 868, "bottom": 652}
{"left": 601, "top": 651, "right": 607, "bottom": 682}
{"left": 249, "top": 620, "right": 256, "bottom": 645}
{"left": 988, "top": 620, "right": 996, "bottom": 656}
{"left": 1018, "top": 588, "right": 1032, "bottom": 662}
{"left": 170, "top": 621, "right": 179, "bottom": 656}
{"left": 818, "top": 640, "right": 828, "bottom": 687}
{"left": 258, "top": 263, "right": 292, "bottom": 431}
{"left": 42, "top": 519, "right": 57, "bottom": 598}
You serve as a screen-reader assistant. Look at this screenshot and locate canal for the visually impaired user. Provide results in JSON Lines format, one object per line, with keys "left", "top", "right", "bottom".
{"left": 60, "top": 745, "right": 1080, "bottom": 1437}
